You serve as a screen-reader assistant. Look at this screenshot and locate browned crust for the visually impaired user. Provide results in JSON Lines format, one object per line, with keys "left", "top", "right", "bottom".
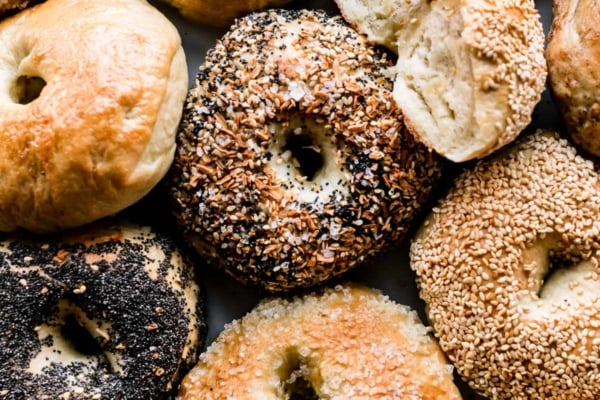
{"left": 0, "top": 0, "right": 187, "bottom": 233}
{"left": 161, "top": 0, "right": 291, "bottom": 27}
{"left": 547, "top": 0, "right": 600, "bottom": 156}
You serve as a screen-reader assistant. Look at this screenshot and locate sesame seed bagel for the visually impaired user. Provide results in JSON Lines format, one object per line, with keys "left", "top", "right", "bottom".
{"left": 169, "top": 9, "right": 442, "bottom": 292}
{"left": 410, "top": 130, "right": 600, "bottom": 399}
{"left": 0, "top": 220, "right": 206, "bottom": 399}
{"left": 177, "top": 284, "right": 462, "bottom": 399}
{"left": 334, "top": 0, "right": 547, "bottom": 162}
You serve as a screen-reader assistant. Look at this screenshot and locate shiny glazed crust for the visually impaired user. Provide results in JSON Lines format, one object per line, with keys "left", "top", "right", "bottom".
{"left": 411, "top": 130, "right": 600, "bottom": 399}
{"left": 177, "top": 284, "right": 461, "bottom": 399}
{"left": 0, "top": 220, "right": 205, "bottom": 399}
{"left": 0, "top": 0, "right": 188, "bottom": 233}
{"left": 547, "top": 0, "right": 600, "bottom": 156}
{"left": 169, "top": 9, "right": 442, "bottom": 292}
{"left": 161, "top": 0, "right": 291, "bottom": 27}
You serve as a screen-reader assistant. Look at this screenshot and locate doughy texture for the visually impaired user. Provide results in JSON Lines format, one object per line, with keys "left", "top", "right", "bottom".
{"left": 0, "top": 220, "right": 205, "bottom": 399}
{"left": 335, "top": 0, "right": 547, "bottom": 162}
{"left": 547, "top": 0, "right": 600, "bottom": 156}
{"left": 160, "top": 0, "right": 290, "bottom": 27}
{"left": 411, "top": 130, "right": 600, "bottom": 399}
{"left": 0, "top": 0, "right": 188, "bottom": 233}
{"left": 169, "top": 9, "right": 442, "bottom": 292}
{"left": 177, "top": 284, "right": 461, "bottom": 400}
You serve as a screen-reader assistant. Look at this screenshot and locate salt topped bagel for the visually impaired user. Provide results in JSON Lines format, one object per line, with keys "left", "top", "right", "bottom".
{"left": 177, "top": 284, "right": 461, "bottom": 399}
{"left": 0, "top": 0, "right": 188, "bottom": 233}
{"left": 411, "top": 130, "right": 600, "bottom": 399}
{"left": 169, "top": 9, "right": 442, "bottom": 292}
{"left": 335, "top": 0, "right": 547, "bottom": 162}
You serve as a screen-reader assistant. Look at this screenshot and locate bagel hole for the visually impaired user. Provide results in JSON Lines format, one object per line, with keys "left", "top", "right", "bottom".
{"left": 537, "top": 250, "right": 589, "bottom": 299}
{"left": 283, "top": 358, "right": 319, "bottom": 399}
{"left": 10, "top": 75, "right": 46, "bottom": 104}
{"left": 283, "top": 130, "right": 324, "bottom": 181}
{"left": 60, "top": 315, "right": 104, "bottom": 357}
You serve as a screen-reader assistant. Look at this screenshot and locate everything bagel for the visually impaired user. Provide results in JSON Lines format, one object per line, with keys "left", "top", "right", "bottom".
{"left": 168, "top": 9, "right": 442, "bottom": 292}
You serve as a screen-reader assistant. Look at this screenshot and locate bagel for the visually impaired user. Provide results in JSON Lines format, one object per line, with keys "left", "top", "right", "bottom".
{"left": 168, "top": 9, "right": 442, "bottom": 292}
{"left": 546, "top": 0, "right": 600, "bottom": 156}
{"left": 334, "top": 0, "right": 547, "bottom": 162}
{"left": 159, "top": 0, "right": 290, "bottom": 27}
{"left": 0, "top": 0, "right": 188, "bottom": 233}
{"left": 0, "top": 220, "right": 205, "bottom": 399}
{"left": 177, "top": 284, "right": 461, "bottom": 399}
{"left": 410, "top": 130, "right": 600, "bottom": 399}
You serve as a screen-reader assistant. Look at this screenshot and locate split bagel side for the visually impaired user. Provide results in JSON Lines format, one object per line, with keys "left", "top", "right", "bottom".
{"left": 335, "top": 0, "right": 547, "bottom": 162}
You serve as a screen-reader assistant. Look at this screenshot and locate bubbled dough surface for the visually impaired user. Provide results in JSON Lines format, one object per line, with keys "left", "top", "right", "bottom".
{"left": 177, "top": 285, "right": 461, "bottom": 400}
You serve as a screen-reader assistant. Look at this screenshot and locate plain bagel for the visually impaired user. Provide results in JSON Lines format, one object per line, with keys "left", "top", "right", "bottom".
{"left": 411, "top": 130, "right": 600, "bottom": 399}
{"left": 0, "top": 0, "right": 188, "bottom": 233}
{"left": 546, "top": 0, "right": 600, "bottom": 156}
{"left": 168, "top": 9, "right": 442, "bottom": 292}
{"left": 0, "top": 220, "right": 205, "bottom": 399}
{"left": 159, "top": 0, "right": 290, "bottom": 27}
{"left": 177, "top": 284, "right": 461, "bottom": 399}
{"left": 334, "top": 0, "right": 547, "bottom": 162}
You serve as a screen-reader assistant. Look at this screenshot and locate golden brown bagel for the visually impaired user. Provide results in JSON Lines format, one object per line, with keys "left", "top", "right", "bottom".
{"left": 547, "top": 0, "right": 600, "bottom": 156}
{"left": 178, "top": 285, "right": 461, "bottom": 399}
{"left": 160, "top": 0, "right": 290, "bottom": 27}
{"left": 0, "top": 0, "right": 188, "bottom": 233}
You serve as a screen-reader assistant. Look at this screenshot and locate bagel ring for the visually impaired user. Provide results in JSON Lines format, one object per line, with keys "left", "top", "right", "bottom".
{"left": 177, "top": 284, "right": 461, "bottom": 399}
{"left": 0, "top": 0, "right": 188, "bottom": 233}
{"left": 0, "top": 220, "right": 205, "bottom": 399}
{"left": 411, "top": 130, "right": 600, "bottom": 399}
{"left": 169, "top": 9, "right": 442, "bottom": 292}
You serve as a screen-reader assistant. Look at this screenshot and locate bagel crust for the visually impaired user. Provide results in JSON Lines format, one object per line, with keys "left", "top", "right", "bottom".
{"left": 169, "top": 9, "right": 442, "bottom": 292}
{"left": 547, "top": 0, "right": 600, "bottom": 156}
{"left": 411, "top": 130, "right": 600, "bottom": 399}
{"left": 0, "top": 0, "right": 188, "bottom": 233}
{"left": 0, "top": 220, "right": 205, "bottom": 399}
{"left": 160, "top": 0, "right": 291, "bottom": 27}
{"left": 177, "top": 284, "right": 461, "bottom": 399}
